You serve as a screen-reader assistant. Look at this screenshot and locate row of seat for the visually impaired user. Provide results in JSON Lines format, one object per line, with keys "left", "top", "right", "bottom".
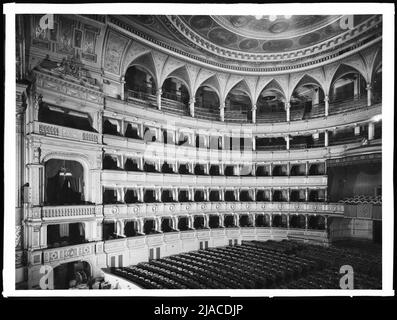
{"left": 339, "top": 195, "right": 382, "bottom": 205}
{"left": 111, "top": 239, "right": 381, "bottom": 289}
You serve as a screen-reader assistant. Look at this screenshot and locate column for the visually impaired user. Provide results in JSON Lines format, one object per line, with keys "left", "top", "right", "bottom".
{"left": 368, "top": 122, "right": 375, "bottom": 140}
{"left": 354, "top": 125, "right": 360, "bottom": 136}
{"left": 252, "top": 104, "right": 257, "bottom": 124}
{"left": 138, "top": 187, "right": 144, "bottom": 203}
{"left": 172, "top": 188, "right": 178, "bottom": 202}
{"left": 235, "top": 189, "right": 240, "bottom": 202}
{"left": 188, "top": 215, "right": 194, "bottom": 229}
{"left": 285, "top": 136, "right": 290, "bottom": 150}
{"left": 156, "top": 88, "right": 162, "bottom": 110}
{"left": 287, "top": 188, "right": 291, "bottom": 202}
{"left": 324, "top": 95, "right": 329, "bottom": 116}
{"left": 137, "top": 218, "right": 144, "bottom": 234}
{"left": 305, "top": 188, "right": 309, "bottom": 202}
{"left": 155, "top": 217, "right": 162, "bottom": 233}
{"left": 251, "top": 213, "right": 256, "bottom": 227}
{"left": 324, "top": 130, "right": 329, "bottom": 147}
{"left": 220, "top": 101, "right": 225, "bottom": 122}
{"left": 305, "top": 215, "right": 308, "bottom": 230}
{"left": 120, "top": 76, "right": 126, "bottom": 100}
{"left": 220, "top": 135, "right": 225, "bottom": 150}
{"left": 305, "top": 162, "right": 309, "bottom": 176}
{"left": 219, "top": 163, "right": 225, "bottom": 176}
{"left": 366, "top": 83, "right": 372, "bottom": 107}
{"left": 189, "top": 97, "right": 195, "bottom": 117}
{"left": 234, "top": 214, "right": 239, "bottom": 227}
{"left": 220, "top": 188, "right": 225, "bottom": 201}
{"left": 324, "top": 188, "right": 328, "bottom": 203}
{"left": 286, "top": 215, "right": 290, "bottom": 229}
{"left": 269, "top": 188, "right": 273, "bottom": 202}
{"left": 324, "top": 216, "right": 328, "bottom": 232}
{"left": 252, "top": 136, "right": 256, "bottom": 151}
{"left": 235, "top": 164, "right": 240, "bottom": 176}
{"left": 251, "top": 188, "right": 256, "bottom": 201}
{"left": 173, "top": 216, "right": 179, "bottom": 231}
{"left": 285, "top": 101, "right": 290, "bottom": 122}
{"left": 204, "top": 215, "right": 209, "bottom": 228}
{"left": 219, "top": 214, "right": 225, "bottom": 228}
{"left": 269, "top": 214, "right": 272, "bottom": 228}
{"left": 205, "top": 188, "right": 210, "bottom": 202}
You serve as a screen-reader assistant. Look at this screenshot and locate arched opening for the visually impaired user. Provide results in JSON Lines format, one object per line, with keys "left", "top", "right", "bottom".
{"left": 291, "top": 75, "right": 325, "bottom": 120}
{"left": 124, "top": 122, "right": 141, "bottom": 139}
{"left": 239, "top": 214, "right": 252, "bottom": 227}
{"left": 256, "top": 164, "right": 270, "bottom": 176}
{"left": 272, "top": 215, "right": 282, "bottom": 228}
{"left": 194, "top": 190, "right": 205, "bottom": 202}
{"left": 240, "top": 190, "right": 253, "bottom": 202}
{"left": 143, "top": 159, "right": 157, "bottom": 173}
{"left": 178, "top": 216, "right": 189, "bottom": 231}
{"left": 329, "top": 65, "right": 367, "bottom": 114}
{"left": 290, "top": 215, "right": 305, "bottom": 229}
{"left": 125, "top": 65, "right": 156, "bottom": 100}
{"left": 194, "top": 163, "right": 206, "bottom": 175}
{"left": 194, "top": 216, "right": 205, "bottom": 229}
{"left": 103, "top": 118, "right": 121, "bottom": 136}
{"left": 308, "top": 215, "right": 325, "bottom": 230}
{"left": 53, "top": 260, "right": 91, "bottom": 289}
{"left": 272, "top": 164, "right": 288, "bottom": 176}
{"left": 309, "top": 189, "right": 326, "bottom": 202}
{"left": 224, "top": 82, "right": 251, "bottom": 123}
{"left": 209, "top": 215, "right": 220, "bottom": 228}
{"left": 161, "top": 217, "right": 174, "bottom": 232}
{"left": 195, "top": 86, "right": 220, "bottom": 121}
{"left": 256, "top": 80, "right": 286, "bottom": 123}
{"left": 224, "top": 190, "right": 236, "bottom": 202}
{"left": 124, "top": 220, "right": 139, "bottom": 237}
{"left": 103, "top": 188, "right": 119, "bottom": 204}
{"left": 224, "top": 215, "right": 235, "bottom": 228}
{"left": 161, "top": 189, "right": 174, "bottom": 202}
{"left": 143, "top": 127, "right": 157, "bottom": 143}
{"left": 103, "top": 154, "right": 122, "bottom": 170}
{"left": 224, "top": 165, "right": 235, "bottom": 176}
{"left": 45, "top": 159, "right": 85, "bottom": 205}
{"left": 309, "top": 163, "right": 325, "bottom": 175}
{"left": 47, "top": 222, "right": 86, "bottom": 248}
{"left": 178, "top": 189, "right": 189, "bottom": 202}
{"left": 38, "top": 102, "right": 96, "bottom": 132}
{"left": 209, "top": 190, "right": 220, "bottom": 201}
{"left": 161, "top": 162, "right": 174, "bottom": 174}
{"left": 290, "top": 189, "right": 305, "bottom": 202}
{"left": 178, "top": 163, "right": 190, "bottom": 175}
{"left": 290, "top": 163, "right": 306, "bottom": 176}
{"left": 256, "top": 189, "right": 270, "bottom": 202}
{"left": 144, "top": 189, "right": 157, "bottom": 203}
{"left": 143, "top": 219, "right": 157, "bottom": 234}
{"left": 209, "top": 165, "right": 220, "bottom": 176}
{"left": 124, "top": 158, "right": 140, "bottom": 172}
{"left": 103, "top": 221, "right": 116, "bottom": 240}
{"left": 161, "top": 78, "right": 190, "bottom": 115}
{"left": 256, "top": 137, "right": 286, "bottom": 151}
{"left": 125, "top": 189, "right": 139, "bottom": 203}
{"left": 273, "top": 190, "right": 288, "bottom": 202}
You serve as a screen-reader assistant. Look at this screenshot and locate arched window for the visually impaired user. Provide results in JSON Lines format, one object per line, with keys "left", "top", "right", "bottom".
{"left": 224, "top": 82, "right": 251, "bottom": 123}
{"left": 45, "top": 159, "right": 85, "bottom": 205}
{"left": 256, "top": 80, "right": 286, "bottom": 123}
{"left": 125, "top": 65, "right": 156, "bottom": 99}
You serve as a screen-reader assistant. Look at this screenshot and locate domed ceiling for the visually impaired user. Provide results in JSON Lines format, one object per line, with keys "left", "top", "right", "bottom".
{"left": 118, "top": 14, "right": 379, "bottom": 68}
{"left": 178, "top": 15, "right": 371, "bottom": 53}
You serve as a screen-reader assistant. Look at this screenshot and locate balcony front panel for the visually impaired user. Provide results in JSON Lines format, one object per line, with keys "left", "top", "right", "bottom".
{"left": 105, "top": 97, "right": 381, "bottom": 135}
{"left": 101, "top": 171, "right": 327, "bottom": 188}
{"left": 102, "top": 201, "right": 344, "bottom": 218}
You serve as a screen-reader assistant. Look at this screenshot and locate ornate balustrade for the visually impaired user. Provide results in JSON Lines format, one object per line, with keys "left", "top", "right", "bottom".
{"left": 33, "top": 121, "right": 101, "bottom": 144}
{"left": 26, "top": 205, "right": 101, "bottom": 221}
{"left": 106, "top": 96, "right": 381, "bottom": 136}
{"left": 103, "top": 201, "right": 344, "bottom": 218}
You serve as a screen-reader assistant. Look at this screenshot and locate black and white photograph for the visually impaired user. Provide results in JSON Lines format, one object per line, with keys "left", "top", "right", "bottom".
{"left": 3, "top": 3, "right": 394, "bottom": 298}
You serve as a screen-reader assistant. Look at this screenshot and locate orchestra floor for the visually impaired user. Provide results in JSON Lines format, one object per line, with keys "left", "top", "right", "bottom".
{"left": 110, "top": 240, "right": 381, "bottom": 289}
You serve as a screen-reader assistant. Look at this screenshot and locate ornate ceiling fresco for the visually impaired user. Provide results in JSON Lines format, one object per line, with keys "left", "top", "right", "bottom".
{"left": 112, "top": 14, "right": 381, "bottom": 72}
{"left": 177, "top": 15, "right": 372, "bottom": 53}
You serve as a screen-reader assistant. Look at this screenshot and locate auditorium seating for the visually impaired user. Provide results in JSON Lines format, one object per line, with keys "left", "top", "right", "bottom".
{"left": 339, "top": 195, "right": 382, "bottom": 205}
{"left": 111, "top": 240, "right": 381, "bottom": 289}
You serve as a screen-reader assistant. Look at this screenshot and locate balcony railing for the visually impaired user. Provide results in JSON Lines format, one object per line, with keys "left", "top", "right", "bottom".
{"left": 41, "top": 204, "right": 98, "bottom": 219}
{"left": 33, "top": 121, "right": 101, "bottom": 144}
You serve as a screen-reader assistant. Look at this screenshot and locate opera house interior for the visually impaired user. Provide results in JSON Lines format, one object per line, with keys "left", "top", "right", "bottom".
{"left": 15, "top": 14, "right": 382, "bottom": 290}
